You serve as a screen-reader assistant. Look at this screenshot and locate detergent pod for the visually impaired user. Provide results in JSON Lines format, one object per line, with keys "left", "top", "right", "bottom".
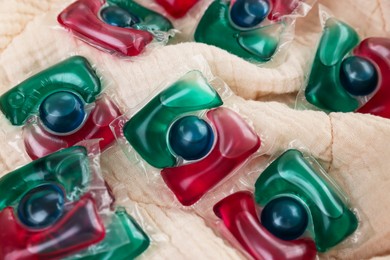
{"left": 0, "top": 145, "right": 150, "bottom": 259}
{"left": 211, "top": 149, "right": 363, "bottom": 259}
{"left": 214, "top": 191, "right": 317, "bottom": 260}
{"left": 0, "top": 56, "right": 122, "bottom": 160}
{"left": 155, "top": 0, "right": 200, "bottom": 18}
{"left": 301, "top": 9, "right": 390, "bottom": 118}
{"left": 112, "top": 68, "right": 261, "bottom": 206}
{"left": 254, "top": 149, "right": 358, "bottom": 252}
{"left": 194, "top": 0, "right": 315, "bottom": 63}
{"left": 58, "top": 0, "right": 174, "bottom": 57}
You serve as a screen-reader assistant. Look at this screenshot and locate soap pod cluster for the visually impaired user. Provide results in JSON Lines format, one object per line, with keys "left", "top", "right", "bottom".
{"left": 194, "top": 0, "right": 314, "bottom": 62}
{"left": 155, "top": 0, "right": 199, "bottom": 18}
{"left": 58, "top": 0, "right": 174, "bottom": 57}
{"left": 0, "top": 56, "right": 122, "bottom": 160}
{"left": 213, "top": 149, "right": 359, "bottom": 259}
{"left": 304, "top": 17, "right": 390, "bottom": 118}
{"left": 0, "top": 146, "right": 149, "bottom": 259}
{"left": 115, "top": 70, "right": 261, "bottom": 206}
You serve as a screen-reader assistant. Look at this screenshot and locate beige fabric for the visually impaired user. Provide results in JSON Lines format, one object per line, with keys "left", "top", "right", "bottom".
{"left": 0, "top": 0, "right": 390, "bottom": 259}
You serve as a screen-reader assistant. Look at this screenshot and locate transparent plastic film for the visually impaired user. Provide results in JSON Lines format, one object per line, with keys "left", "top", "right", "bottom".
{"left": 103, "top": 181, "right": 170, "bottom": 259}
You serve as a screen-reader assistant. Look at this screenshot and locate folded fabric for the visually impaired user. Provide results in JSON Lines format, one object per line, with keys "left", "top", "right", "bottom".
{"left": 0, "top": 0, "right": 390, "bottom": 259}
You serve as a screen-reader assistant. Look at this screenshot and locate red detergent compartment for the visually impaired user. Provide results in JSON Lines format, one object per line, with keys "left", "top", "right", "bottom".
{"left": 354, "top": 37, "right": 390, "bottom": 118}
{"left": 24, "top": 95, "right": 122, "bottom": 160}
{"left": 0, "top": 194, "right": 105, "bottom": 260}
{"left": 268, "top": 0, "right": 303, "bottom": 20}
{"left": 58, "top": 0, "right": 154, "bottom": 56}
{"left": 214, "top": 191, "right": 317, "bottom": 260}
{"left": 155, "top": 0, "right": 199, "bottom": 18}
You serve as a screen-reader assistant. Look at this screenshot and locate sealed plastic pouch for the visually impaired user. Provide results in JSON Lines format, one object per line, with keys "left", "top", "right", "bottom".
{"left": 196, "top": 147, "right": 369, "bottom": 259}
{"left": 297, "top": 6, "right": 390, "bottom": 118}
{"left": 57, "top": 0, "right": 175, "bottom": 58}
{"left": 0, "top": 55, "right": 123, "bottom": 160}
{"left": 111, "top": 57, "right": 263, "bottom": 206}
{"left": 193, "top": 0, "right": 316, "bottom": 64}
{"left": 0, "top": 142, "right": 150, "bottom": 259}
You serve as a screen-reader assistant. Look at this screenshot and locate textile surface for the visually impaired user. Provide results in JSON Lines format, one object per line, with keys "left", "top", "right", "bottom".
{"left": 0, "top": 0, "right": 390, "bottom": 259}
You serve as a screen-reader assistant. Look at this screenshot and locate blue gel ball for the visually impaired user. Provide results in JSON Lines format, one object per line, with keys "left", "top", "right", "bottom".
{"left": 261, "top": 196, "right": 308, "bottom": 241}
{"left": 100, "top": 5, "right": 140, "bottom": 28}
{"left": 18, "top": 184, "right": 65, "bottom": 229}
{"left": 169, "top": 116, "right": 214, "bottom": 161}
{"left": 230, "top": 0, "right": 270, "bottom": 28}
{"left": 340, "top": 56, "right": 378, "bottom": 96}
{"left": 39, "top": 91, "right": 86, "bottom": 134}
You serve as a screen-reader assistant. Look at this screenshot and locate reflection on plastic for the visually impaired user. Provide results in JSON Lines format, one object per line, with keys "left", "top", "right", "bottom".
{"left": 214, "top": 191, "right": 317, "bottom": 260}
{"left": 230, "top": 0, "right": 270, "bottom": 28}
{"left": 0, "top": 147, "right": 150, "bottom": 259}
{"left": 260, "top": 196, "right": 309, "bottom": 241}
{"left": 155, "top": 0, "right": 199, "bottom": 18}
{"left": 100, "top": 5, "right": 140, "bottom": 28}
{"left": 168, "top": 115, "right": 215, "bottom": 161}
{"left": 58, "top": 0, "right": 173, "bottom": 56}
{"left": 39, "top": 91, "right": 87, "bottom": 134}
{"left": 339, "top": 56, "right": 378, "bottom": 96}
{"left": 254, "top": 149, "right": 358, "bottom": 252}
{"left": 194, "top": 0, "right": 301, "bottom": 62}
{"left": 17, "top": 184, "right": 66, "bottom": 229}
